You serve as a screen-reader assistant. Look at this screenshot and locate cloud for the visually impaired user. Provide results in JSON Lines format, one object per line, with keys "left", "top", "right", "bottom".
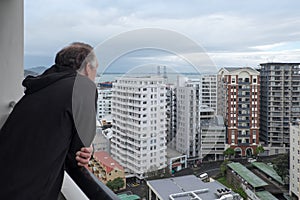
{"left": 250, "top": 43, "right": 286, "bottom": 51}
{"left": 24, "top": 0, "right": 300, "bottom": 69}
{"left": 209, "top": 49, "right": 300, "bottom": 68}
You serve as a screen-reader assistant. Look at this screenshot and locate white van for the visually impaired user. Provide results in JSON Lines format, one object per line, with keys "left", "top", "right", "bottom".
{"left": 199, "top": 173, "right": 208, "bottom": 181}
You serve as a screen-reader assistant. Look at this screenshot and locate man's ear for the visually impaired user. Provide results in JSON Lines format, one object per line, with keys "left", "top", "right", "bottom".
{"left": 80, "top": 63, "right": 91, "bottom": 77}
{"left": 85, "top": 63, "right": 93, "bottom": 76}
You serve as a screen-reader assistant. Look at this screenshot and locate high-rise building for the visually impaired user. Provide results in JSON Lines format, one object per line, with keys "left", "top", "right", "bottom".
{"left": 175, "top": 76, "right": 219, "bottom": 161}
{"left": 200, "top": 74, "right": 218, "bottom": 112}
{"left": 290, "top": 120, "right": 300, "bottom": 199}
{"left": 96, "top": 83, "right": 113, "bottom": 120}
{"left": 176, "top": 78, "right": 201, "bottom": 159}
{"left": 218, "top": 67, "right": 260, "bottom": 157}
{"left": 111, "top": 76, "right": 167, "bottom": 179}
{"left": 260, "top": 63, "right": 300, "bottom": 155}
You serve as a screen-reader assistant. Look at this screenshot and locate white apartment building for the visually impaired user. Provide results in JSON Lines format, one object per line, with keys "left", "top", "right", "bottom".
{"left": 111, "top": 76, "right": 167, "bottom": 179}
{"left": 175, "top": 76, "right": 218, "bottom": 160}
{"left": 200, "top": 74, "right": 218, "bottom": 112}
{"left": 290, "top": 120, "right": 300, "bottom": 199}
{"left": 97, "top": 88, "right": 112, "bottom": 120}
{"left": 176, "top": 78, "right": 201, "bottom": 158}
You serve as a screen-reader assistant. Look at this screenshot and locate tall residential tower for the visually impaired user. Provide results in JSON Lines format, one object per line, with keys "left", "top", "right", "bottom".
{"left": 260, "top": 63, "right": 300, "bottom": 155}
{"left": 218, "top": 67, "right": 260, "bottom": 157}
{"left": 111, "top": 76, "right": 167, "bottom": 179}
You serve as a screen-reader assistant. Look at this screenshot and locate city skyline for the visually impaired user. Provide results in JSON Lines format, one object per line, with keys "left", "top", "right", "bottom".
{"left": 2, "top": 1, "right": 299, "bottom": 198}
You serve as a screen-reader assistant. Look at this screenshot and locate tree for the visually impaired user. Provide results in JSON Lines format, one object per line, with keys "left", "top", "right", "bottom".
{"left": 106, "top": 177, "right": 125, "bottom": 191}
{"left": 273, "top": 153, "right": 289, "bottom": 184}
{"left": 254, "top": 145, "right": 265, "bottom": 157}
{"left": 223, "top": 148, "right": 235, "bottom": 159}
{"left": 220, "top": 160, "right": 230, "bottom": 176}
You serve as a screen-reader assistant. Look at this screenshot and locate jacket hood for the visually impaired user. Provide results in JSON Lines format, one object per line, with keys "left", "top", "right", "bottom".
{"left": 22, "top": 65, "right": 77, "bottom": 95}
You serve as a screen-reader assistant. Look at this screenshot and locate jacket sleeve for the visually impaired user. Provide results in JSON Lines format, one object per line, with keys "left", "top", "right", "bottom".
{"left": 65, "top": 74, "right": 98, "bottom": 169}
{"left": 71, "top": 74, "right": 97, "bottom": 147}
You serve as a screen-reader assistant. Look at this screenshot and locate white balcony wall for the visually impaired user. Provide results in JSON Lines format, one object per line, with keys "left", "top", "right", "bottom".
{"left": 0, "top": 0, "right": 24, "bottom": 128}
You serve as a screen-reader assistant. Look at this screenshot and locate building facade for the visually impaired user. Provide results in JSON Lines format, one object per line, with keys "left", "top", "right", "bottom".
{"left": 200, "top": 106, "right": 226, "bottom": 161}
{"left": 218, "top": 67, "right": 260, "bottom": 157}
{"left": 166, "top": 84, "right": 177, "bottom": 148}
{"left": 92, "top": 117, "right": 113, "bottom": 153}
{"left": 290, "top": 120, "right": 300, "bottom": 199}
{"left": 260, "top": 63, "right": 300, "bottom": 155}
{"left": 111, "top": 76, "right": 167, "bottom": 179}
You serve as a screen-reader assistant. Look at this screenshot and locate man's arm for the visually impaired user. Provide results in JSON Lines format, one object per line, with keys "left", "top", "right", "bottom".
{"left": 66, "top": 73, "right": 97, "bottom": 168}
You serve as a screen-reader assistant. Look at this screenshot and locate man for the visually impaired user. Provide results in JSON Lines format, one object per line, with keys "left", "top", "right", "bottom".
{"left": 0, "top": 42, "right": 98, "bottom": 199}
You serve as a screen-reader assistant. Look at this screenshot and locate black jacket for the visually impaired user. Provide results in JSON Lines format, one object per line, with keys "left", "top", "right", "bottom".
{"left": 0, "top": 65, "right": 97, "bottom": 199}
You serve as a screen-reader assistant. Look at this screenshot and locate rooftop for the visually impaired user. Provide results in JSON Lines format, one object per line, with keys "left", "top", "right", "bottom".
{"left": 227, "top": 162, "right": 268, "bottom": 188}
{"left": 166, "top": 147, "right": 184, "bottom": 159}
{"left": 256, "top": 191, "right": 279, "bottom": 200}
{"left": 223, "top": 67, "right": 258, "bottom": 73}
{"left": 93, "top": 151, "right": 124, "bottom": 173}
{"left": 260, "top": 62, "right": 300, "bottom": 66}
{"left": 147, "top": 175, "right": 240, "bottom": 200}
{"left": 252, "top": 162, "right": 284, "bottom": 185}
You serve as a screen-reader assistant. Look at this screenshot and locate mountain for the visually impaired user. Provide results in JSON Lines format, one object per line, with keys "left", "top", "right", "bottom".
{"left": 24, "top": 66, "right": 48, "bottom": 77}
{"left": 26, "top": 66, "right": 48, "bottom": 74}
{"left": 24, "top": 69, "right": 39, "bottom": 77}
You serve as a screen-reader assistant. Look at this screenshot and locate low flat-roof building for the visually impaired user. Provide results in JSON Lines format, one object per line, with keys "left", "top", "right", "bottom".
{"left": 147, "top": 175, "right": 241, "bottom": 200}
{"left": 227, "top": 162, "right": 278, "bottom": 200}
{"left": 88, "top": 151, "right": 126, "bottom": 191}
{"left": 252, "top": 162, "right": 284, "bottom": 185}
{"left": 92, "top": 126, "right": 112, "bottom": 153}
{"left": 166, "top": 147, "right": 187, "bottom": 174}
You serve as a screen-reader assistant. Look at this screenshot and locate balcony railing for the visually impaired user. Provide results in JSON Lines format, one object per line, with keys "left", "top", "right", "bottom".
{"left": 63, "top": 167, "right": 120, "bottom": 200}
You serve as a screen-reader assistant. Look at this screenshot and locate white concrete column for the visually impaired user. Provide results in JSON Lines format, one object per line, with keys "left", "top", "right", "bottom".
{"left": 149, "top": 188, "right": 152, "bottom": 200}
{"left": 0, "top": 0, "right": 24, "bottom": 128}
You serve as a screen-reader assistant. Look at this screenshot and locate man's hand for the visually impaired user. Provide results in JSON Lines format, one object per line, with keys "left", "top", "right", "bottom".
{"left": 76, "top": 146, "right": 93, "bottom": 167}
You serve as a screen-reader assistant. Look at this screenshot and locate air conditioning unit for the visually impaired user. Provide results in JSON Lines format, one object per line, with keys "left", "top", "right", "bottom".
{"left": 216, "top": 188, "right": 232, "bottom": 197}
{"left": 219, "top": 194, "right": 234, "bottom": 200}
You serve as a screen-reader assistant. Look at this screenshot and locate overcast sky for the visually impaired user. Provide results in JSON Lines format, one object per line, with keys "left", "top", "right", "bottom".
{"left": 25, "top": 0, "right": 300, "bottom": 73}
